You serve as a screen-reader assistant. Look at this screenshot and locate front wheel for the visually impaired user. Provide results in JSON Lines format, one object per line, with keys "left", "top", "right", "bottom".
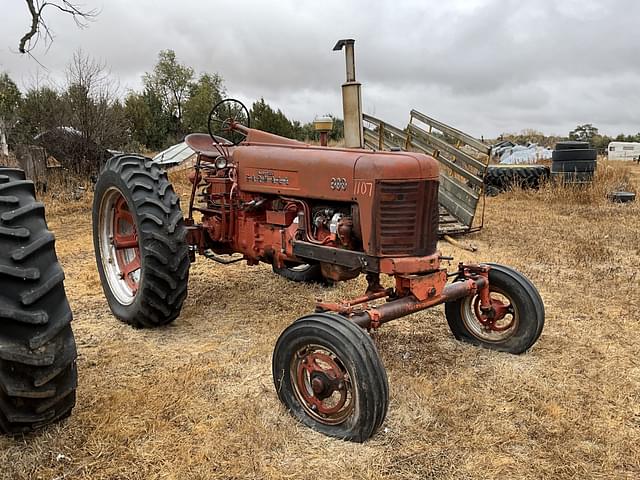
{"left": 92, "top": 155, "right": 190, "bottom": 328}
{"left": 445, "top": 264, "right": 544, "bottom": 354}
{"left": 272, "top": 313, "right": 388, "bottom": 442}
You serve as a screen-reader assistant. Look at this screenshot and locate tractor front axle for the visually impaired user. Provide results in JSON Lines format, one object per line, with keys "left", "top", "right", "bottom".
{"left": 316, "top": 263, "right": 493, "bottom": 330}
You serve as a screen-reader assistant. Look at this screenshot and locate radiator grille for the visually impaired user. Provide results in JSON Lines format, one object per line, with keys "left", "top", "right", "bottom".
{"left": 373, "top": 180, "right": 439, "bottom": 256}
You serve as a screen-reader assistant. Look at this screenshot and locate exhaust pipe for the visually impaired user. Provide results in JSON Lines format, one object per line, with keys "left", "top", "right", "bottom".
{"left": 333, "top": 39, "right": 363, "bottom": 149}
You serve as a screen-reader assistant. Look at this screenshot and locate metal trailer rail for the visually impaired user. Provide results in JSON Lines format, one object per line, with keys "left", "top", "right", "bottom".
{"left": 362, "top": 111, "right": 491, "bottom": 236}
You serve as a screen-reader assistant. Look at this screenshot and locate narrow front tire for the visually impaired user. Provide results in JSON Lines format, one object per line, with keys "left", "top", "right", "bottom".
{"left": 272, "top": 313, "right": 388, "bottom": 442}
{"left": 445, "top": 264, "right": 544, "bottom": 354}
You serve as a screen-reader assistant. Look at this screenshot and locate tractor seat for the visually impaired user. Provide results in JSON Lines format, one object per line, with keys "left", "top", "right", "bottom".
{"left": 184, "top": 133, "right": 233, "bottom": 158}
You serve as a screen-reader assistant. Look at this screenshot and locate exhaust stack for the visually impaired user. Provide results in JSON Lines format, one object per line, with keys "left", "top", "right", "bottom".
{"left": 333, "top": 39, "right": 363, "bottom": 149}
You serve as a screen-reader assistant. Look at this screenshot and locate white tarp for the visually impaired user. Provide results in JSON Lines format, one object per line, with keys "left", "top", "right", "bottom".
{"left": 499, "top": 144, "right": 552, "bottom": 164}
{"left": 152, "top": 142, "right": 195, "bottom": 166}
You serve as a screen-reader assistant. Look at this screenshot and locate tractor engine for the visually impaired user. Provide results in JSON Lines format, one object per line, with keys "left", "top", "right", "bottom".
{"left": 191, "top": 164, "right": 362, "bottom": 281}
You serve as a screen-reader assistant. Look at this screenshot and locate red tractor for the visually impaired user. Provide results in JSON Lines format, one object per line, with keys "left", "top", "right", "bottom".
{"left": 92, "top": 99, "right": 544, "bottom": 442}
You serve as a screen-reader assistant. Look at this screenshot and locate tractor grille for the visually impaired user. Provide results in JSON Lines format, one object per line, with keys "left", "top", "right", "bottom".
{"left": 372, "top": 180, "right": 439, "bottom": 256}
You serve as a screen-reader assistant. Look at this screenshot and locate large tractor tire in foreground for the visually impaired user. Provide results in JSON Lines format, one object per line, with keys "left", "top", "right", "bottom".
{"left": 0, "top": 167, "right": 77, "bottom": 434}
{"left": 92, "top": 155, "right": 190, "bottom": 328}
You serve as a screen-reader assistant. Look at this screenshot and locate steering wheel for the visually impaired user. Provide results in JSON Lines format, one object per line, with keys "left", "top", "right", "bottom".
{"left": 207, "top": 98, "right": 251, "bottom": 146}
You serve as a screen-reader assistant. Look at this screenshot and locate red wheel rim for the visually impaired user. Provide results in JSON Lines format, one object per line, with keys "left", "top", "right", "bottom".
{"left": 111, "top": 195, "right": 141, "bottom": 294}
{"left": 291, "top": 345, "right": 354, "bottom": 425}
{"left": 461, "top": 287, "right": 518, "bottom": 342}
{"left": 98, "top": 187, "right": 142, "bottom": 305}
{"left": 473, "top": 296, "right": 515, "bottom": 332}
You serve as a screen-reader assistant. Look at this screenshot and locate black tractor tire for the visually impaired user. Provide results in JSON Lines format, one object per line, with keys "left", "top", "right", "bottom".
{"left": 272, "top": 261, "right": 327, "bottom": 284}
{"left": 273, "top": 313, "right": 388, "bottom": 442}
{"left": 0, "top": 168, "right": 77, "bottom": 435}
{"left": 551, "top": 159, "right": 596, "bottom": 173}
{"left": 552, "top": 149, "right": 597, "bottom": 162}
{"left": 554, "top": 141, "right": 589, "bottom": 151}
{"left": 92, "top": 155, "right": 190, "bottom": 328}
{"left": 551, "top": 171, "right": 594, "bottom": 184}
{"left": 445, "top": 263, "right": 544, "bottom": 354}
{"left": 484, "top": 165, "right": 549, "bottom": 194}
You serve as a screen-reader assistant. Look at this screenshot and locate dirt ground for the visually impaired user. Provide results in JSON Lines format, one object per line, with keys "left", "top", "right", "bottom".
{"left": 1, "top": 161, "right": 639, "bottom": 480}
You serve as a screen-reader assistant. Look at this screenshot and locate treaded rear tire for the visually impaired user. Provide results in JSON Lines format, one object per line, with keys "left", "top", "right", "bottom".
{"left": 92, "top": 155, "right": 190, "bottom": 328}
{"left": 0, "top": 167, "right": 77, "bottom": 435}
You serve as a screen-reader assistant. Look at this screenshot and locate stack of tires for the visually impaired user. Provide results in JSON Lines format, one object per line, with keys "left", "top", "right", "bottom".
{"left": 551, "top": 141, "right": 597, "bottom": 184}
{"left": 483, "top": 164, "right": 550, "bottom": 196}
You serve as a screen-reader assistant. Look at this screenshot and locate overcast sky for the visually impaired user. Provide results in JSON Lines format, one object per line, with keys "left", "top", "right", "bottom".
{"left": 1, "top": 0, "right": 639, "bottom": 138}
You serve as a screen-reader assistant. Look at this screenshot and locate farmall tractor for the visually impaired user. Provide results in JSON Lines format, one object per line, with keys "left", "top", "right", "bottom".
{"left": 92, "top": 99, "right": 545, "bottom": 442}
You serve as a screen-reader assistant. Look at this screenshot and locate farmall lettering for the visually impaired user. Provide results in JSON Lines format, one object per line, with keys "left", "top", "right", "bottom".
{"left": 246, "top": 169, "right": 290, "bottom": 186}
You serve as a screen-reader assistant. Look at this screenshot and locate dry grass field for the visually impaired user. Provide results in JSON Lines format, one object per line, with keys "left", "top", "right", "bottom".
{"left": 1, "top": 161, "right": 639, "bottom": 479}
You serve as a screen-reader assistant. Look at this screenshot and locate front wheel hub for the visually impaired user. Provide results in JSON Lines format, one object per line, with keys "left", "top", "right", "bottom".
{"left": 462, "top": 289, "right": 518, "bottom": 342}
{"left": 291, "top": 347, "right": 354, "bottom": 425}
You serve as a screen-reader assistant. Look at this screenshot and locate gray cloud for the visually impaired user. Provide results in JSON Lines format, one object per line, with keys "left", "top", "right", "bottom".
{"left": 1, "top": 0, "right": 638, "bottom": 137}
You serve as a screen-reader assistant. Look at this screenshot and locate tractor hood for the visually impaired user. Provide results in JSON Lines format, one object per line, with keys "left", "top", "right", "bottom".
{"left": 233, "top": 142, "right": 439, "bottom": 202}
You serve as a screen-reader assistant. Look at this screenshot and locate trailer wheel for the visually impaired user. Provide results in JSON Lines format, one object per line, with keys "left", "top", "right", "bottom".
{"left": 445, "top": 264, "right": 544, "bottom": 354}
{"left": 272, "top": 261, "right": 326, "bottom": 284}
{"left": 92, "top": 155, "right": 190, "bottom": 328}
{"left": 0, "top": 169, "right": 77, "bottom": 434}
{"left": 272, "top": 313, "right": 388, "bottom": 442}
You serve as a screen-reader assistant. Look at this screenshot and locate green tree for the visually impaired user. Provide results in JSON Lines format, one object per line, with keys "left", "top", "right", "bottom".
{"left": 14, "top": 86, "right": 64, "bottom": 143}
{"left": 0, "top": 73, "right": 22, "bottom": 155}
{"left": 569, "top": 124, "right": 599, "bottom": 143}
{"left": 183, "top": 73, "right": 225, "bottom": 133}
{"left": 143, "top": 50, "right": 194, "bottom": 136}
{"left": 124, "top": 89, "right": 169, "bottom": 150}
{"left": 250, "top": 98, "right": 296, "bottom": 138}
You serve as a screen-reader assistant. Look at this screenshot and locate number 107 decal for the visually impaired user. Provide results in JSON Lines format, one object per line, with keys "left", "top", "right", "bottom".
{"left": 354, "top": 180, "right": 373, "bottom": 197}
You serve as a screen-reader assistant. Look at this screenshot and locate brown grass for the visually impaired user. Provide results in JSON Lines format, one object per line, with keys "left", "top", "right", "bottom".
{"left": 1, "top": 162, "right": 639, "bottom": 479}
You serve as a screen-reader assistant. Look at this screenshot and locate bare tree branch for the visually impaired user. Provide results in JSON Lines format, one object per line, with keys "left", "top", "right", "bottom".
{"left": 19, "top": 0, "right": 98, "bottom": 54}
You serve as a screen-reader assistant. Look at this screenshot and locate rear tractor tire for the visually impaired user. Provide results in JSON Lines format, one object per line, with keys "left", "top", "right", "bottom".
{"left": 0, "top": 167, "right": 77, "bottom": 434}
{"left": 272, "top": 313, "right": 388, "bottom": 442}
{"left": 445, "top": 263, "right": 544, "bottom": 354}
{"left": 92, "top": 155, "right": 190, "bottom": 328}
